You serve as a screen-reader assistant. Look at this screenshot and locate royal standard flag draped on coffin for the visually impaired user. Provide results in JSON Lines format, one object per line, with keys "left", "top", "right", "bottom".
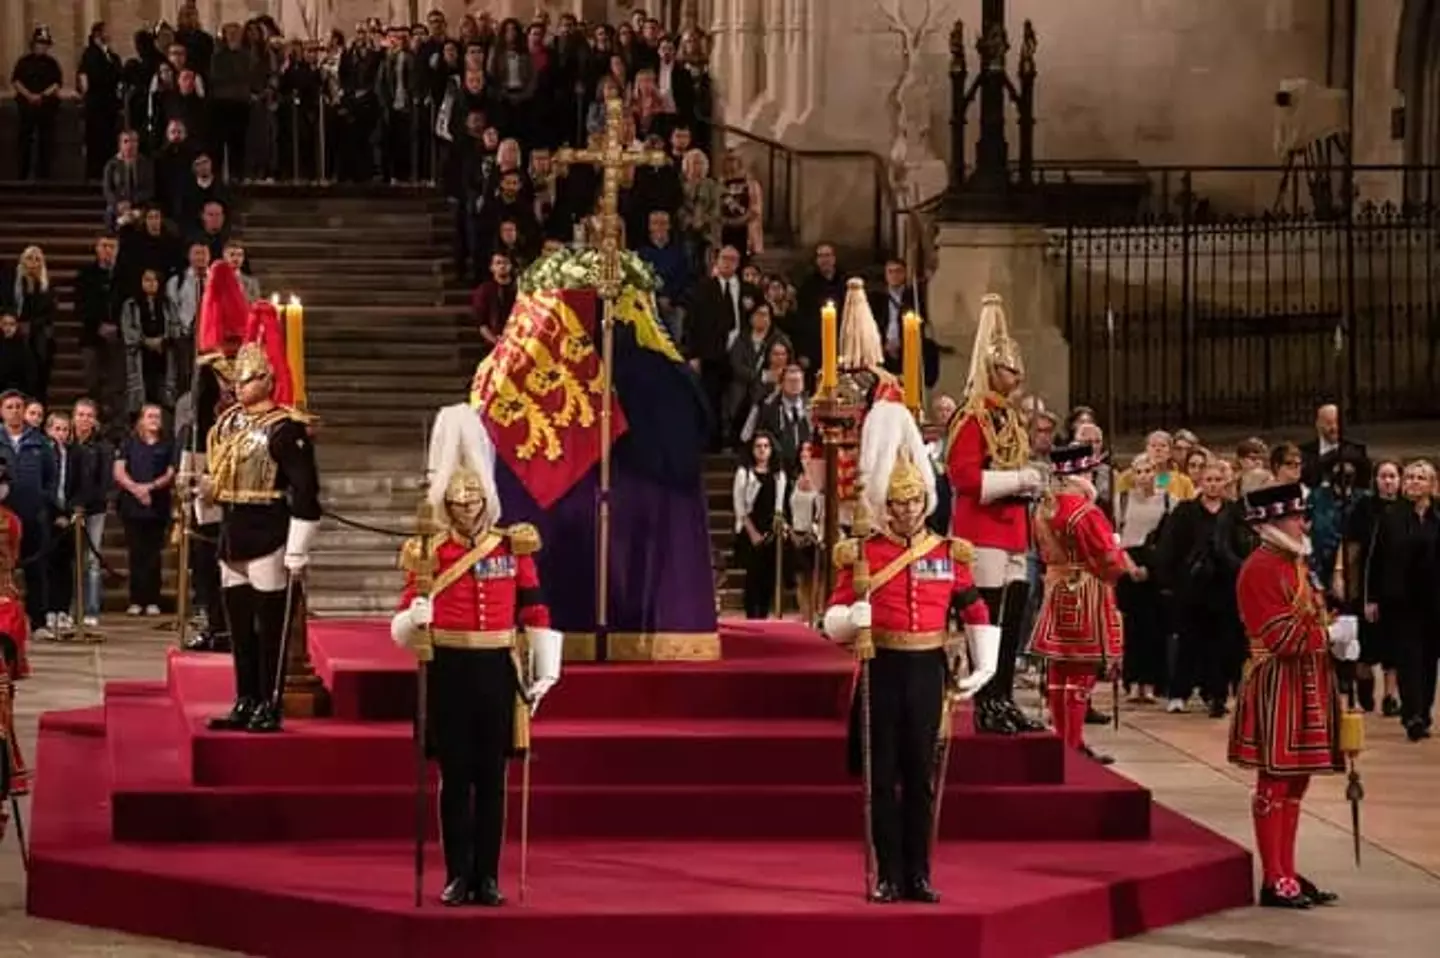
{"left": 470, "top": 248, "right": 718, "bottom": 651}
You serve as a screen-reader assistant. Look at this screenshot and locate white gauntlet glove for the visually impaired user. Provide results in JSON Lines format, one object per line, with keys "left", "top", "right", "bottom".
{"left": 954, "top": 624, "right": 1001, "bottom": 699}
{"left": 848, "top": 600, "right": 872, "bottom": 631}
{"left": 283, "top": 518, "right": 319, "bottom": 573}
{"left": 1328, "top": 615, "right": 1360, "bottom": 662}
{"left": 526, "top": 627, "right": 563, "bottom": 714}
{"left": 390, "top": 597, "right": 432, "bottom": 649}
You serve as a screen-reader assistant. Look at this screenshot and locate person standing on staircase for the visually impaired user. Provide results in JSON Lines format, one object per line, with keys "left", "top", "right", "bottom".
{"left": 390, "top": 403, "right": 562, "bottom": 907}
{"left": 199, "top": 300, "right": 320, "bottom": 734}
{"left": 946, "top": 295, "right": 1046, "bottom": 735}
{"left": 11, "top": 26, "right": 64, "bottom": 181}
{"left": 822, "top": 398, "right": 1000, "bottom": 904}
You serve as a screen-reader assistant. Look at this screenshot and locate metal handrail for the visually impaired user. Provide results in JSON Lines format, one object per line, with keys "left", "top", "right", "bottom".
{"left": 716, "top": 123, "right": 899, "bottom": 261}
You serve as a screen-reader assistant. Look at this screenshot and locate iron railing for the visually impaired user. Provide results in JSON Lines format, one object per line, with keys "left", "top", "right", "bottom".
{"left": 1052, "top": 164, "right": 1440, "bottom": 432}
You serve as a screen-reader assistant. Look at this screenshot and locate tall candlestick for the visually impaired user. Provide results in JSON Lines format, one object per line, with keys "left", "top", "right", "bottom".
{"left": 902, "top": 310, "right": 922, "bottom": 413}
{"left": 819, "top": 300, "right": 838, "bottom": 392}
{"left": 286, "top": 295, "right": 307, "bottom": 409}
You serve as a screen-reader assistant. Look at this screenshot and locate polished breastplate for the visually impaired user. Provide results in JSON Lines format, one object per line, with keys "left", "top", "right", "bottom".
{"left": 207, "top": 405, "right": 288, "bottom": 504}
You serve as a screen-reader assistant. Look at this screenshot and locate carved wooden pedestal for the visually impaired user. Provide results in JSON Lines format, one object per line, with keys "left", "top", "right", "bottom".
{"left": 280, "top": 586, "right": 329, "bottom": 719}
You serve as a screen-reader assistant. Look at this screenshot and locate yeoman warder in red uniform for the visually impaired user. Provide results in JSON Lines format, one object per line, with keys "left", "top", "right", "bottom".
{"left": 1231, "top": 481, "right": 1357, "bottom": 909}
{"left": 1030, "top": 442, "right": 1138, "bottom": 764}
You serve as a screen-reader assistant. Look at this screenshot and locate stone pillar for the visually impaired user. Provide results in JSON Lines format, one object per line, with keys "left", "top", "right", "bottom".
{"left": 926, "top": 222, "right": 1069, "bottom": 414}
{"left": 1352, "top": 0, "right": 1404, "bottom": 203}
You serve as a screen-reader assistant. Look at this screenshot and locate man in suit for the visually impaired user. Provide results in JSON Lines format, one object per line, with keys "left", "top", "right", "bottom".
{"left": 751, "top": 363, "right": 812, "bottom": 473}
{"left": 1299, "top": 403, "right": 1370, "bottom": 490}
{"left": 684, "top": 245, "right": 760, "bottom": 450}
{"left": 868, "top": 257, "right": 939, "bottom": 387}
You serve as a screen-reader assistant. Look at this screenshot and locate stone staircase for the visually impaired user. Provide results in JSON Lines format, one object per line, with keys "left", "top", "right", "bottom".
{"left": 0, "top": 182, "right": 772, "bottom": 616}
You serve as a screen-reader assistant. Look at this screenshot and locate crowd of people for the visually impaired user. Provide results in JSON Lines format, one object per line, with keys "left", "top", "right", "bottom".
{"left": 729, "top": 373, "right": 1438, "bottom": 742}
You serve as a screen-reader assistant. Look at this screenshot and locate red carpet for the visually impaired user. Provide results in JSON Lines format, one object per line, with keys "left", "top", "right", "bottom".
{"left": 26, "top": 619, "right": 1253, "bottom": 957}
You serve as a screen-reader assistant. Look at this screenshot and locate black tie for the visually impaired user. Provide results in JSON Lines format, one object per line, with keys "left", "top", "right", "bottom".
{"left": 726, "top": 279, "right": 739, "bottom": 328}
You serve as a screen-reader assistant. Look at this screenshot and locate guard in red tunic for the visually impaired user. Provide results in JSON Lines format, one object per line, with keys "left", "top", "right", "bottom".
{"left": 1030, "top": 443, "right": 1136, "bottom": 764}
{"left": 0, "top": 465, "right": 29, "bottom": 681}
{"left": 1, "top": 608, "right": 29, "bottom": 846}
{"left": 824, "top": 399, "right": 1000, "bottom": 904}
{"left": 1231, "top": 481, "right": 1356, "bottom": 909}
{"left": 946, "top": 294, "right": 1045, "bottom": 734}
{"left": 391, "top": 404, "right": 563, "bottom": 908}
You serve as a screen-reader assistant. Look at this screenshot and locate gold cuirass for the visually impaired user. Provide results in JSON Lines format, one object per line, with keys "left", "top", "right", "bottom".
{"left": 206, "top": 405, "right": 291, "bottom": 504}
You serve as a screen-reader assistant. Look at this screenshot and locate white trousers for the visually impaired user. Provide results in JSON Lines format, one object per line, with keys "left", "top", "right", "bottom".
{"left": 971, "top": 547, "right": 1029, "bottom": 590}
{"left": 220, "top": 546, "right": 287, "bottom": 593}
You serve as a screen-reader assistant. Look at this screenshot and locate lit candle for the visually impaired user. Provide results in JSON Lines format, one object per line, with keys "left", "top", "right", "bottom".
{"left": 286, "top": 295, "right": 307, "bottom": 409}
{"left": 819, "top": 300, "right": 838, "bottom": 392}
{"left": 902, "top": 310, "right": 922, "bottom": 413}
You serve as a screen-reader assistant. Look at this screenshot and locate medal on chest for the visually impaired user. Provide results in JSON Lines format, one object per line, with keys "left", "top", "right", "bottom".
{"left": 471, "top": 554, "right": 516, "bottom": 580}
{"left": 910, "top": 557, "right": 953, "bottom": 582}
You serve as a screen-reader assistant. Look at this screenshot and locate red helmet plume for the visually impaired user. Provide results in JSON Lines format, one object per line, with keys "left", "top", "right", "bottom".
{"left": 196, "top": 261, "right": 250, "bottom": 357}
{"left": 237, "top": 300, "right": 295, "bottom": 407}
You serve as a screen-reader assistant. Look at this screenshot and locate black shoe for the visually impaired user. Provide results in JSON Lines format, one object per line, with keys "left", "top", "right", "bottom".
{"left": 1004, "top": 700, "right": 1047, "bottom": 733}
{"left": 440, "top": 877, "right": 469, "bottom": 907}
{"left": 1356, "top": 678, "right": 1376, "bottom": 714}
{"left": 471, "top": 877, "right": 506, "bottom": 907}
{"left": 1259, "top": 882, "right": 1312, "bottom": 909}
{"left": 207, "top": 698, "right": 256, "bottom": 731}
{"left": 1080, "top": 744, "right": 1115, "bottom": 766}
{"left": 902, "top": 877, "right": 941, "bottom": 903}
{"left": 1382, "top": 695, "right": 1401, "bottom": 718}
{"left": 246, "top": 701, "right": 284, "bottom": 733}
{"left": 973, "top": 699, "right": 1019, "bottom": 735}
{"left": 184, "top": 630, "right": 231, "bottom": 653}
{"left": 1297, "top": 876, "right": 1338, "bottom": 905}
{"left": 867, "top": 880, "right": 900, "bottom": 904}
{"left": 1085, "top": 706, "right": 1108, "bottom": 726}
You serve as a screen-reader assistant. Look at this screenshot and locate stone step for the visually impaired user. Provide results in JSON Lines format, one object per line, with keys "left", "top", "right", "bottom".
{"left": 250, "top": 288, "right": 468, "bottom": 308}
{"left": 305, "top": 339, "right": 466, "bottom": 361}
{"left": 230, "top": 225, "right": 450, "bottom": 243}
{"left": 310, "top": 391, "right": 464, "bottom": 412}
{"left": 307, "top": 372, "right": 472, "bottom": 394}
{"left": 31, "top": 251, "right": 447, "bottom": 275}
{"left": 15, "top": 234, "right": 447, "bottom": 261}
{"left": 309, "top": 551, "right": 406, "bottom": 571}
{"left": 310, "top": 594, "right": 398, "bottom": 617}
{"left": 299, "top": 319, "right": 467, "bottom": 341}
{"left": 320, "top": 472, "right": 425, "bottom": 497}
{"left": 314, "top": 406, "right": 478, "bottom": 429}
{"left": 307, "top": 568, "right": 405, "bottom": 593}
{"left": 250, "top": 270, "right": 450, "bottom": 292}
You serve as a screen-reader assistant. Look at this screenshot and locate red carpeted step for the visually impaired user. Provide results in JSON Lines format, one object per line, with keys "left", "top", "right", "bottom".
{"left": 180, "top": 716, "right": 1066, "bottom": 788}
{"left": 110, "top": 765, "right": 1151, "bottom": 844}
{"left": 303, "top": 619, "right": 856, "bottom": 721}
{"left": 29, "top": 723, "right": 1254, "bottom": 958}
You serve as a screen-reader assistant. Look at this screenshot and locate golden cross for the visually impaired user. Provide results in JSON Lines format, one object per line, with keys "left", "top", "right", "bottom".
{"left": 555, "top": 97, "right": 669, "bottom": 300}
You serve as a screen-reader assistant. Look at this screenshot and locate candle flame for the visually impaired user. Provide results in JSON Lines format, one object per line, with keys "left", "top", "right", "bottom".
{"left": 289, "top": 295, "right": 302, "bottom": 308}
{"left": 270, "top": 293, "right": 281, "bottom": 306}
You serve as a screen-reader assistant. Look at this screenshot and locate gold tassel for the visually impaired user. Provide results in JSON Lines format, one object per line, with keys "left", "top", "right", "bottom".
{"left": 513, "top": 695, "right": 531, "bottom": 752}
{"left": 1339, "top": 708, "right": 1365, "bottom": 755}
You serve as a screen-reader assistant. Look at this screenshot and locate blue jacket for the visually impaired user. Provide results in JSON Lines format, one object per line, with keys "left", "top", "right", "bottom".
{"left": 638, "top": 240, "right": 692, "bottom": 303}
{"left": 0, "top": 426, "right": 56, "bottom": 524}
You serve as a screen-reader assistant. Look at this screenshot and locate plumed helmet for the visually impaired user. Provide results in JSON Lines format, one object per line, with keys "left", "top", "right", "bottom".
{"left": 427, "top": 403, "right": 503, "bottom": 525}
{"left": 858, "top": 398, "right": 936, "bottom": 520}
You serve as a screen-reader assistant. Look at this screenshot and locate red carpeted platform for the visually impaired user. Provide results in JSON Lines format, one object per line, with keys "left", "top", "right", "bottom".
{"left": 26, "top": 619, "right": 1253, "bottom": 957}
